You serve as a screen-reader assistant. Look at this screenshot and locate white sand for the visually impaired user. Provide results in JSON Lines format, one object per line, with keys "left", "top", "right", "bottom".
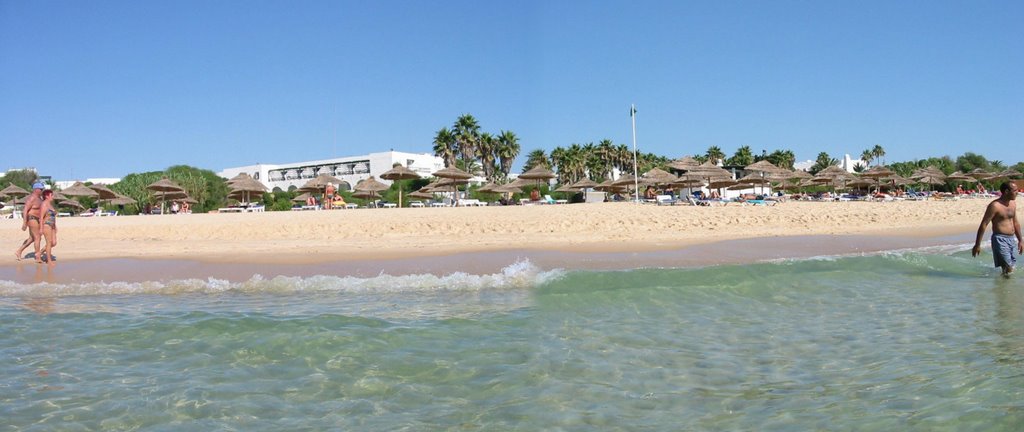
{"left": 1, "top": 200, "right": 990, "bottom": 263}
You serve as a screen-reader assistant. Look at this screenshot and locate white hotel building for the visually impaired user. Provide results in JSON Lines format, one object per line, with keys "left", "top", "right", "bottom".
{"left": 217, "top": 150, "right": 446, "bottom": 192}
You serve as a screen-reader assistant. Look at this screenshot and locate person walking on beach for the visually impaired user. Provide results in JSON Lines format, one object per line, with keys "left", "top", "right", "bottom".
{"left": 14, "top": 182, "right": 46, "bottom": 261}
{"left": 38, "top": 190, "right": 58, "bottom": 264}
{"left": 972, "top": 181, "right": 1022, "bottom": 276}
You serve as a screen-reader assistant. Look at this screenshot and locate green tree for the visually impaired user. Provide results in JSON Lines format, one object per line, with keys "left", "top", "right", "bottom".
{"left": 872, "top": 144, "right": 886, "bottom": 166}
{"left": 766, "top": 149, "right": 796, "bottom": 170}
{"left": 111, "top": 165, "right": 228, "bottom": 214}
{"left": 432, "top": 127, "right": 457, "bottom": 168}
{"left": 810, "top": 152, "right": 839, "bottom": 174}
{"left": 523, "top": 149, "right": 550, "bottom": 171}
{"left": 478, "top": 132, "right": 497, "bottom": 180}
{"left": 727, "top": 145, "right": 754, "bottom": 167}
{"left": 955, "top": 152, "right": 991, "bottom": 173}
{"left": 453, "top": 114, "right": 481, "bottom": 169}
{"left": 860, "top": 149, "right": 874, "bottom": 167}
{"left": 705, "top": 146, "right": 725, "bottom": 165}
{"left": 0, "top": 169, "right": 39, "bottom": 191}
{"left": 496, "top": 130, "right": 520, "bottom": 181}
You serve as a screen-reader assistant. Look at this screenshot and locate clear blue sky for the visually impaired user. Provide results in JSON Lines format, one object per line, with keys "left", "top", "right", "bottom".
{"left": 2, "top": 0, "right": 1022, "bottom": 179}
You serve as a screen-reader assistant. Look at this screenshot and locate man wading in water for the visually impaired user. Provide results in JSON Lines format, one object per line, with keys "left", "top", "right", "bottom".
{"left": 973, "top": 181, "right": 1022, "bottom": 276}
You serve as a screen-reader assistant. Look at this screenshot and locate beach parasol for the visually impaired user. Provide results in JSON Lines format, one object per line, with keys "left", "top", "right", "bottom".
{"left": 0, "top": 183, "right": 29, "bottom": 199}
{"left": 226, "top": 172, "right": 252, "bottom": 186}
{"left": 351, "top": 190, "right": 382, "bottom": 206}
{"left": 147, "top": 178, "right": 185, "bottom": 213}
{"left": 62, "top": 182, "right": 100, "bottom": 198}
{"left": 667, "top": 155, "right": 702, "bottom": 172}
{"left": 945, "top": 171, "right": 975, "bottom": 182}
{"left": 984, "top": 170, "right": 1022, "bottom": 182}
{"left": 58, "top": 199, "right": 84, "bottom": 210}
{"left": 355, "top": 176, "right": 391, "bottom": 193}
{"left": 860, "top": 165, "right": 894, "bottom": 179}
{"left": 408, "top": 189, "right": 436, "bottom": 200}
{"left": 966, "top": 168, "right": 994, "bottom": 181}
{"left": 379, "top": 165, "right": 421, "bottom": 207}
{"left": 519, "top": 166, "right": 557, "bottom": 196}
{"left": 299, "top": 174, "right": 346, "bottom": 193}
{"left": 641, "top": 168, "right": 678, "bottom": 186}
{"left": 107, "top": 194, "right": 137, "bottom": 206}
{"left": 432, "top": 166, "right": 474, "bottom": 205}
{"left": 229, "top": 176, "right": 268, "bottom": 204}
{"left": 292, "top": 192, "right": 312, "bottom": 203}
{"left": 570, "top": 178, "right": 600, "bottom": 190}
{"left": 88, "top": 184, "right": 119, "bottom": 201}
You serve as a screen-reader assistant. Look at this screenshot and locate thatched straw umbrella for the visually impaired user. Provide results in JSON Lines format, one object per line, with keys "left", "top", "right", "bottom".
{"left": 380, "top": 165, "right": 421, "bottom": 207}
{"left": 432, "top": 166, "right": 474, "bottom": 206}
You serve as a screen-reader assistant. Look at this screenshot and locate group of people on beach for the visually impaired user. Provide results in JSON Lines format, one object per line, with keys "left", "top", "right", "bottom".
{"left": 13, "top": 182, "right": 58, "bottom": 264}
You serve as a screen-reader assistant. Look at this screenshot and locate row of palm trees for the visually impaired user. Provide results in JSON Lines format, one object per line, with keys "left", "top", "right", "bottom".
{"left": 432, "top": 114, "right": 521, "bottom": 183}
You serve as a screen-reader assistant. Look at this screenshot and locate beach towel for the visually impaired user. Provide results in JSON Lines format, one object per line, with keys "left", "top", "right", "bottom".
{"left": 991, "top": 233, "right": 1017, "bottom": 270}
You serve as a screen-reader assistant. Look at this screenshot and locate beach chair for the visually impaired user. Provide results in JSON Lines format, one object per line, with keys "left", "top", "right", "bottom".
{"left": 409, "top": 201, "right": 424, "bottom": 208}
{"left": 655, "top": 195, "right": 678, "bottom": 206}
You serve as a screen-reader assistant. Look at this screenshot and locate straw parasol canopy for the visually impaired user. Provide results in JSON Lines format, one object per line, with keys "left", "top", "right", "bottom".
{"left": 491, "top": 183, "right": 524, "bottom": 194}
{"left": 433, "top": 166, "right": 474, "bottom": 180}
{"left": 641, "top": 168, "right": 678, "bottom": 186}
{"left": 355, "top": 176, "right": 391, "bottom": 193}
{"left": 736, "top": 173, "right": 770, "bottom": 185}
{"left": 476, "top": 182, "right": 498, "bottom": 193}
{"left": 351, "top": 190, "right": 381, "bottom": 201}
{"left": 62, "top": 182, "right": 100, "bottom": 198}
{"left": 966, "top": 168, "right": 994, "bottom": 181}
{"left": 226, "top": 172, "right": 253, "bottom": 186}
{"left": 945, "top": 171, "right": 975, "bottom": 182}
{"left": 380, "top": 165, "right": 421, "bottom": 207}
{"left": 860, "top": 165, "right": 894, "bottom": 179}
{"left": 300, "top": 174, "right": 346, "bottom": 193}
{"left": 107, "top": 194, "right": 137, "bottom": 206}
{"left": 910, "top": 166, "right": 947, "bottom": 187}
{"left": 570, "top": 178, "right": 600, "bottom": 190}
{"left": 58, "top": 199, "right": 84, "bottom": 210}
{"left": 744, "top": 160, "right": 786, "bottom": 175}
{"left": 518, "top": 166, "right": 556, "bottom": 181}
{"left": 432, "top": 166, "right": 474, "bottom": 205}
{"left": 147, "top": 178, "right": 185, "bottom": 193}
{"left": 88, "top": 184, "right": 119, "bottom": 201}
{"left": 408, "top": 189, "right": 436, "bottom": 199}
{"left": 229, "top": 176, "right": 268, "bottom": 203}
{"left": 985, "top": 169, "right": 1023, "bottom": 181}
{"left": 667, "top": 155, "right": 702, "bottom": 172}
{"left": 708, "top": 178, "right": 739, "bottom": 189}
{"left": 0, "top": 183, "right": 29, "bottom": 198}
{"left": 554, "top": 184, "right": 579, "bottom": 193}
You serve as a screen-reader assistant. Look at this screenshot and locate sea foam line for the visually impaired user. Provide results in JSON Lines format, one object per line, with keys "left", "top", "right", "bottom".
{"left": 0, "top": 260, "right": 565, "bottom": 298}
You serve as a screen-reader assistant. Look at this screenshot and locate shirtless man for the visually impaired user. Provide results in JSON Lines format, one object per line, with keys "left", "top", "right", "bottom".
{"left": 14, "top": 182, "right": 46, "bottom": 261}
{"left": 972, "top": 181, "right": 1022, "bottom": 276}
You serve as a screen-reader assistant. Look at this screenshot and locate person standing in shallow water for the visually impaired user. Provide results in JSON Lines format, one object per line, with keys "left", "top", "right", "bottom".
{"left": 973, "top": 181, "right": 1022, "bottom": 276}
{"left": 14, "top": 182, "right": 46, "bottom": 261}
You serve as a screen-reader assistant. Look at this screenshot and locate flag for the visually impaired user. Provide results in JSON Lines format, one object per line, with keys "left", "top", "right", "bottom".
{"left": 630, "top": 105, "right": 637, "bottom": 117}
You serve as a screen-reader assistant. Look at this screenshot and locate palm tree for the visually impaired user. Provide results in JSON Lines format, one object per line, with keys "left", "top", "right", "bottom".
{"left": 860, "top": 149, "right": 874, "bottom": 167}
{"left": 432, "top": 127, "right": 457, "bottom": 168}
{"left": 767, "top": 149, "right": 796, "bottom": 170}
{"left": 872, "top": 144, "right": 886, "bottom": 166}
{"left": 810, "top": 152, "right": 839, "bottom": 174}
{"left": 453, "top": 114, "right": 481, "bottom": 168}
{"left": 496, "top": 130, "right": 520, "bottom": 182}
{"left": 728, "top": 145, "right": 754, "bottom": 167}
{"left": 524, "top": 149, "right": 550, "bottom": 171}
{"left": 595, "top": 139, "right": 615, "bottom": 180}
{"left": 705, "top": 146, "right": 725, "bottom": 165}
{"left": 478, "top": 132, "right": 497, "bottom": 180}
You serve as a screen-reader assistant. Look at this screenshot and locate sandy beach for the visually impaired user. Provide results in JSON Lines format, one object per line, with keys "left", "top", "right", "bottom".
{"left": 1, "top": 199, "right": 989, "bottom": 265}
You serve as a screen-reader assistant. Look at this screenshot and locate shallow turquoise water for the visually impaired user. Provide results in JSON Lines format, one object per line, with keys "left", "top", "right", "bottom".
{"left": 1, "top": 247, "right": 1022, "bottom": 430}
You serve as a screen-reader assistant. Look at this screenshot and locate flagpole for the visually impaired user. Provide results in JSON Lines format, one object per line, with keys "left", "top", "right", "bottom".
{"left": 630, "top": 104, "right": 639, "bottom": 203}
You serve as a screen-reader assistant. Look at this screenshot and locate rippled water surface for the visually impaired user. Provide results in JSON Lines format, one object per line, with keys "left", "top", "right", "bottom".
{"left": 2, "top": 248, "right": 1022, "bottom": 430}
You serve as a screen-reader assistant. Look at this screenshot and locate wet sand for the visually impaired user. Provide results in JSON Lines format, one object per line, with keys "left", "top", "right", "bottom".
{"left": 0, "top": 230, "right": 976, "bottom": 285}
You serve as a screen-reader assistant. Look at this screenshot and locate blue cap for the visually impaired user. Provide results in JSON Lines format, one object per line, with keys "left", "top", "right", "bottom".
{"left": 32, "top": 182, "right": 45, "bottom": 190}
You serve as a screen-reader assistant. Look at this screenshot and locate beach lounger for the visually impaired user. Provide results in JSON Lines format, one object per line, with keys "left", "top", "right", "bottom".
{"left": 409, "top": 201, "right": 424, "bottom": 208}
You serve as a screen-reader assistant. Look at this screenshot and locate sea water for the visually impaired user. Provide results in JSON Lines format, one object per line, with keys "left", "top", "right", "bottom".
{"left": 1, "top": 247, "right": 1022, "bottom": 431}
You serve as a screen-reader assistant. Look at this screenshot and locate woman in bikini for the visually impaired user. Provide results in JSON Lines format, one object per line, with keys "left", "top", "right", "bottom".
{"left": 38, "top": 190, "right": 58, "bottom": 264}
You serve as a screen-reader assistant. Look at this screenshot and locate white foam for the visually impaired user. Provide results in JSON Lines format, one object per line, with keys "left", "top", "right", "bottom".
{"left": 762, "top": 242, "right": 976, "bottom": 265}
{"left": 0, "top": 260, "right": 566, "bottom": 298}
